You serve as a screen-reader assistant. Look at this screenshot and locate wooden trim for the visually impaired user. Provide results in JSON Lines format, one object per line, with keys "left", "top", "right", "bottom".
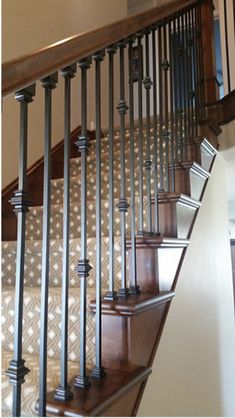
{"left": 220, "top": 89, "right": 235, "bottom": 125}
{"left": 2, "top": 0, "right": 197, "bottom": 96}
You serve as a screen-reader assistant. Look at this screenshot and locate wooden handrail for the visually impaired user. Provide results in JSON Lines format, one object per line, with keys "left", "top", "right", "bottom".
{"left": 2, "top": 0, "right": 197, "bottom": 97}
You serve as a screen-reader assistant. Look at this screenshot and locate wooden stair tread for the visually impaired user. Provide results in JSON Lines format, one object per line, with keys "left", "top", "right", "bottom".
{"left": 156, "top": 192, "right": 201, "bottom": 208}
{"left": 127, "top": 235, "right": 189, "bottom": 248}
{"left": 44, "top": 366, "right": 151, "bottom": 417}
{"left": 90, "top": 291, "right": 175, "bottom": 315}
{"left": 173, "top": 160, "right": 211, "bottom": 178}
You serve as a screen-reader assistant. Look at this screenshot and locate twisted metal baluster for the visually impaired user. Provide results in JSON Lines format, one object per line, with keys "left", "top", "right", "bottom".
{"left": 74, "top": 57, "right": 92, "bottom": 389}
{"left": 117, "top": 40, "right": 129, "bottom": 297}
{"left": 6, "top": 84, "right": 35, "bottom": 417}
{"left": 91, "top": 50, "right": 106, "bottom": 379}
{"left": 55, "top": 65, "right": 76, "bottom": 402}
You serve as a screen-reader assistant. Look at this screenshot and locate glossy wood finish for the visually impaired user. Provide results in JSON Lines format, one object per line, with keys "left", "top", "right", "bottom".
{"left": 43, "top": 366, "right": 151, "bottom": 417}
{"left": 173, "top": 161, "right": 210, "bottom": 200}
{"left": 90, "top": 293, "right": 174, "bottom": 371}
{"left": 127, "top": 237, "right": 189, "bottom": 293}
{"left": 219, "top": 89, "right": 235, "bottom": 125}
{"left": 2, "top": 0, "right": 196, "bottom": 96}
{"left": 153, "top": 192, "right": 201, "bottom": 238}
{"left": 2, "top": 126, "right": 97, "bottom": 241}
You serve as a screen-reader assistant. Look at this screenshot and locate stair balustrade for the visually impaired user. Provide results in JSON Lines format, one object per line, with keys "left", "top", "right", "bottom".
{"left": 2, "top": 0, "right": 218, "bottom": 416}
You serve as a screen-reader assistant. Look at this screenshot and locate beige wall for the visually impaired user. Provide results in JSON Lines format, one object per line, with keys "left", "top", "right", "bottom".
{"left": 138, "top": 154, "right": 235, "bottom": 416}
{"left": 2, "top": 0, "right": 127, "bottom": 188}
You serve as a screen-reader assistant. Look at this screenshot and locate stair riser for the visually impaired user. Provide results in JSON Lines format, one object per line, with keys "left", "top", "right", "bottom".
{"left": 155, "top": 201, "right": 198, "bottom": 239}
{"left": 174, "top": 167, "right": 207, "bottom": 200}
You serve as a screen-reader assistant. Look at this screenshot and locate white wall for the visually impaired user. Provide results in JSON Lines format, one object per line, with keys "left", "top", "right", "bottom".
{"left": 138, "top": 154, "right": 235, "bottom": 416}
{"left": 2, "top": 0, "right": 127, "bottom": 188}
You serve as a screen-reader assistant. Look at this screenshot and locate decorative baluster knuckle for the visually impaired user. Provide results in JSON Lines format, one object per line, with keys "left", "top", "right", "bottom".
{"left": 10, "top": 190, "right": 33, "bottom": 213}
{"left": 93, "top": 49, "right": 105, "bottom": 62}
{"left": 78, "top": 56, "right": 92, "bottom": 69}
{"left": 116, "top": 100, "right": 128, "bottom": 114}
{"left": 40, "top": 72, "right": 58, "bottom": 89}
{"left": 75, "top": 259, "right": 92, "bottom": 278}
{"left": 143, "top": 76, "right": 152, "bottom": 90}
{"left": 60, "top": 63, "right": 77, "bottom": 78}
{"left": 5, "top": 359, "right": 29, "bottom": 385}
{"left": 144, "top": 159, "right": 152, "bottom": 170}
{"left": 107, "top": 43, "right": 118, "bottom": 54}
{"left": 117, "top": 198, "right": 129, "bottom": 213}
{"left": 75, "top": 135, "right": 89, "bottom": 154}
{"left": 15, "top": 84, "right": 36, "bottom": 103}
{"left": 162, "top": 59, "right": 170, "bottom": 71}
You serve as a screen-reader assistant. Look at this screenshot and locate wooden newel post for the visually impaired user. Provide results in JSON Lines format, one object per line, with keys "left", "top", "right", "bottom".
{"left": 200, "top": 0, "right": 219, "bottom": 105}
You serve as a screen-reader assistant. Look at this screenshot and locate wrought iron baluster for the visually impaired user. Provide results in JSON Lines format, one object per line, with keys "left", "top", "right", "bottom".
{"left": 177, "top": 14, "right": 183, "bottom": 161}
{"left": 128, "top": 36, "right": 140, "bottom": 295}
{"left": 172, "top": 18, "right": 179, "bottom": 161}
{"left": 168, "top": 19, "right": 175, "bottom": 193}
{"left": 181, "top": 12, "right": 188, "bottom": 161}
{"left": 39, "top": 73, "right": 58, "bottom": 417}
{"left": 117, "top": 40, "right": 129, "bottom": 297}
{"left": 162, "top": 23, "right": 170, "bottom": 192}
{"left": 143, "top": 30, "right": 153, "bottom": 234}
{"left": 6, "top": 84, "right": 35, "bottom": 418}
{"left": 152, "top": 25, "right": 160, "bottom": 234}
{"left": 198, "top": 5, "right": 206, "bottom": 121}
{"left": 158, "top": 25, "right": 164, "bottom": 191}
{"left": 55, "top": 65, "right": 76, "bottom": 402}
{"left": 91, "top": 50, "right": 106, "bottom": 379}
{"left": 104, "top": 45, "right": 118, "bottom": 301}
{"left": 192, "top": 7, "right": 199, "bottom": 134}
{"left": 74, "top": 57, "right": 92, "bottom": 389}
{"left": 137, "top": 32, "right": 144, "bottom": 235}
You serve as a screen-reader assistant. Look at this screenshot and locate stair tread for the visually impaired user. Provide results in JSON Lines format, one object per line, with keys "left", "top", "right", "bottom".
{"left": 1, "top": 350, "right": 92, "bottom": 418}
{"left": 44, "top": 365, "right": 151, "bottom": 417}
{"left": 157, "top": 191, "right": 201, "bottom": 206}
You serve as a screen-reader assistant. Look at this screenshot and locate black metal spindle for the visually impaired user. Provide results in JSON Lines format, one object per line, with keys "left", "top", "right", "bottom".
{"left": 55, "top": 65, "right": 76, "bottom": 402}
{"left": 128, "top": 36, "right": 140, "bottom": 295}
{"left": 192, "top": 7, "right": 198, "bottom": 134}
{"left": 152, "top": 25, "right": 160, "bottom": 234}
{"left": 74, "top": 57, "right": 92, "bottom": 389}
{"left": 189, "top": 7, "right": 195, "bottom": 137}
{"left": 117, "top": 40, "right": 129, "bottom": 297}
{"left": 198, "top": 5, "right": 206, "bottom": 121}
{"left": 172, "top": 18, "right": 179, "bottom": 161}
{"left": 91, "top": 50, "right": 106, "bottom": 379}
{"left": 158, "top": 25, "right": 164, "bottom": 191}
{"left": 6, "top": 85, "right": 35, "bottom": 418}
{"left": 39, "top": 73, "right": 58, "bottom": 417}
{"left": 143, "top": 30, "right": 153, "bottom": 234}
{"left": 104, "top": 45, "right": 118, "bottom": 302}
{"left": 137, "top": 32, "right": 144, "bottom": 235}
{"left": 162, "top": 23, "right": 170, "bottom": 192}
{"left": 168, "top": 19, "right": 175, "bottom": 193}
{"left": 194, "top": 5, "right": 201, "bottom": 133}
{"left": 177, "top": 14, "right": 184, "bottom": 161}
{"left": 181, "top": 12, "right": 188, "bottom": 161}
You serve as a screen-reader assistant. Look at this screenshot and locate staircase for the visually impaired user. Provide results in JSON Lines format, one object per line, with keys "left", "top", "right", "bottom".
{"left": 2, "top": 0, "right": 220, "bottom": 416}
